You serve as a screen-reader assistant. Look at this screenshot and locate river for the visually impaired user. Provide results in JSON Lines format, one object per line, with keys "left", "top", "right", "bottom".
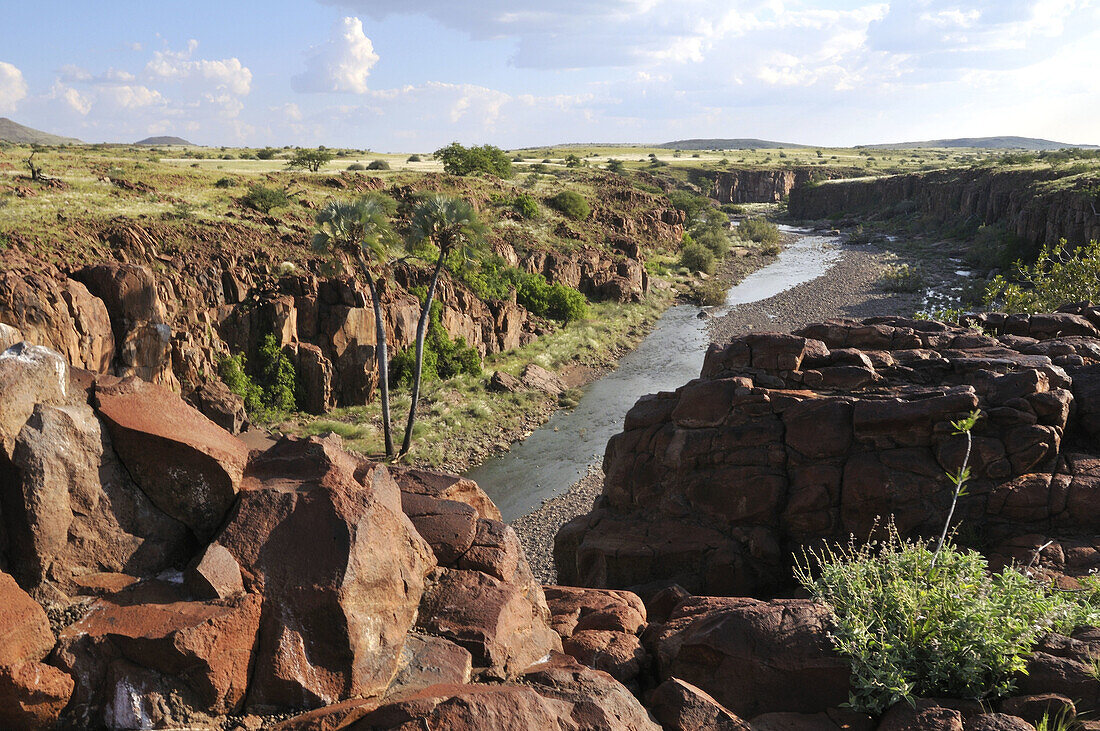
{"left": 466, "top": 227, "right": 842, "bottom": 521}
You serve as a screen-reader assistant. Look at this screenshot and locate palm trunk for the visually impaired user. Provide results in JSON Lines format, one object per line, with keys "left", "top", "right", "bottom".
{"left": 400, "top": 252, "right": 444, "bottom": 456}
{"left": 358, "top": 254, "right": 394, "bottom": 458}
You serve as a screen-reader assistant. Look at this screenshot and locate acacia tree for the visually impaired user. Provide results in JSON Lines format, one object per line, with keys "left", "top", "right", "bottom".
{"left": 400, "top": 194, "right": 486, "bottom": 455}
{"left": 312, "top": 196, "right": 399, "bottom": 457}
{"left": 287, "top": 147, "right": 335, "bottom": 172}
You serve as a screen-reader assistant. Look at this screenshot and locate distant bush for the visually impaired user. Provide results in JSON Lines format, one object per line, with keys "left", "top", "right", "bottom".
{"left": 549, "top": 190, "right": 590, "bottom": 220}
{"left": 434, "top": 142, "right": 513, "bottom": 178}
{"left": 214, "top": 176, "right": 236, "bottom": 188}
{"left": 691, "top": 278, "right": 727, "bottom": 306}
{"left": 346, "top": 163, "right": 366, "bottom": 171}
{"left": 879, "top": 263, "right": 925, "bottom": 292}
{"left": 286, "top": 147, "right": 334, "bottom": 172}
{"left": 667, "top": 191, "right": 708, "bottom": 222}
{"left": 513, "top": 193, "right": 539, "bottom": 219}
{"left": 243, "top": 184, "right": 289, "bottom": 213}
{"left": 256, "top": 148, "right": 278, "bottom": 160}
{"left": 720, "top": 203, "right": 744, "bottom": 215}
{"left": 680, "top": 241, "right": 716, "bottom": 273}
{"left": 367, "top": 160, "right": 390, "bottom": 170}
{"left": 737, "top": 218, "right": 781, "bottom": 246}
{"left": 407, "top": 154, "right": 422, "bottom": 163}
{"left": 606, "top": 159, "right": 625, "bottom": 174}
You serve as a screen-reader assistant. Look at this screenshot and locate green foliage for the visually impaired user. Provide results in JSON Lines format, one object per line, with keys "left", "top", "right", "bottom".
{"left": 879, "top": 263, "right": 926, "bottom": 293}
{"left": 255, "top": 147, "right": 278, "bottom": 160}
{"left": 450, "top": 255, "right": 588, "bottom": 322}
{"left": 679, "top": 241, "right": 716, "bottom": 274}
{"left": 737, "top": 218, "right": 781, "bottom": 246}
{"left": 390, "top": 300, "right": 481, "bottom": 388}
{"left": 367, "top": 159, "right": 390, "bottom": 170}
{"left": 606, "top": 159, "right": 625, "bottom": 174}
{"left": 433, "top": 142, "right": 513, "bottom": 178}
{"left": 796, "top": 531, "right": 1061, "bottom": 714}
{"left": 691, "top": 278, "right": 727, "bottom": 306}
{"left": 214, "top": 176, "right": 236, "bottom": 188}
{"left": 407, "top": 154, "right": 422, "bottom": 163}
{"left": 720, "top": 203, "right": 745, "bottom": 215}
{"left": 219, "top": 333, "right": 300, "bottom": 414}
{"left": 286, "top": 147, "right": 335, "bottom": 172}
{"left": 244, "top": 184, "right": 289, "bottom": 213}
{"left": 548, "top": 190, "right": 591, "bottom": 220}
{"left": 985, "top": 239, "right": 1100, "bottom": 313}
{"left": 667, "top": 191, "right": 709, "bottom": 222}
{"left": 513, "top": 193, "right": 539, "bottom": 219}
{"left": 346, "top": 163, "right": 366, "bottom": 171}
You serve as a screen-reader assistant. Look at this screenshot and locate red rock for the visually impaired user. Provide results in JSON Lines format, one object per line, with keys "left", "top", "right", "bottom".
{"left": 0, "top": 321, "right": 22, "bottom": 351}
{"left": 966, "top": 714, "right": 1036, "bottom": 731}
{"left": 53, "top": 582, "right": 262, "bottom": 728}
{"left": 390, "top": 465, "right": 502, "bottom": 521}
{"left": 456, "top": 518, "right": 523, "bottom": 582}
{"left": 999, "top": 694, "right": 1076, "bottom": 726}
{"left": 94, "top": 376, "right": 248, "bottom": 539}
{"left": 0, "top": 660, "right": 75, "bottom": 731}
{"left": 189, "top": 378, "right": 249, "bottom": 434}
{"left": 351, "top": 682, "right": 569, "bottom": 730}
{"left": 389, "top": 633, "right": 473, "bottom": 695}
{"left": 401, "top": 492, "right": 478, "bottom": 566}
{"left": 0, "top": 343, "right": 70, "bottom": 456}
{"left": 878, "top": 702, "right": 963, "bottom": 731}
{"left": 215, "top": 436, "right": 435, "bottom": 710}
{"left": 520, "top": 652, "right": 660, "bottom": 730}
{"left": 653, "top": 597, "right": 850, "bottom": 718}
{"left": 648, "top": 677, "right": 751, "bottom": 731}
{"left": 543, "top": 585, "right": 647, "bottom": 637}
{"left": 750, "top": 711, "right": 844, "bottom": 730}
{"left": 1018, "top": 632, "right": 1100, "bottom": 712}
{"left": 272, "top": 698, "right": 379, "bottom": 731}
{"left": 6, "top": 402, "right": 189, "bottom": 592}
{"left": 186, "top": 542, "right": 245, "bottom": 600}
{"left": 0, "top": 571, "right": 54, "bottom": 666}
{"left": 646, "top": 584, "right": 691, "bottom": 624}
{"left": 415, "top": 568, "right": 561, "bottom": 680}
{"left": 521, "top": 363, "right": 566, "bottom": 396}
{"left": 561, "top": 630, "right": 646, "bottom": 683}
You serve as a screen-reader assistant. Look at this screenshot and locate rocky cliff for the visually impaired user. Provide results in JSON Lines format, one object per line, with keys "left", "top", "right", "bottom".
{"left": 698, "top": 167, "right": 861, "bottom": 204}
{"left": 789, "top": 168, "right": 1100, "bottom": 251}
{"left": 557, "top": 307, "right": 1100, "bottom": 598}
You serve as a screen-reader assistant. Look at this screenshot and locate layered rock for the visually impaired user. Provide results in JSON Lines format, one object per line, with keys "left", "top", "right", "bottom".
{"left": 557, "top": 312, "right": 1100, "bottom": 596}
{"left": 708, "top": 167, "right": 858, "bottom": 204}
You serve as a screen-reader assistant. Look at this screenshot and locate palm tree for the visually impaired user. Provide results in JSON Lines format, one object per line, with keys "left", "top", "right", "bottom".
{"left": 400, "top": 194, "right": 485, "bottom": 456}
{"left": 312, "top": 196, "right": 398, "bottom": 457}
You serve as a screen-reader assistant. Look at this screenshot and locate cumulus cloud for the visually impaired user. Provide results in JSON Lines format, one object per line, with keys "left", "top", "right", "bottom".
{"left": 0, "top": 62, "right": 28, "bottom": 113}
{"left": 293, "top": 17, "right": 379, "bottom": 93}
{"left": 146, "top": 40, "right": 252, "bottom": 95}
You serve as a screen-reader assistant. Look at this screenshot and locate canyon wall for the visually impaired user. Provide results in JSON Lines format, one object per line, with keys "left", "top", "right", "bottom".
{"left": 789, "top": 168, "right": 1100, "bottom": 250}
{"left": 702, "top": 167, "right": 861, "bottom": 204}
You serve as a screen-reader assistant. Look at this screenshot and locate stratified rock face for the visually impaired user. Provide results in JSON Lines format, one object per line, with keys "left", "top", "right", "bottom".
{"left": 650, "top": 597, "right": 851, "bottom": 719}
{"left": 557, "top": 312, "right": 1100, "bottom": 596}
{"left": 214, "top": 436, "right": 436, "bottom": 710}
{"left": 710, "top": 168, "right": 855, "bottom": 204}
{"left": 94, "top": 376, "right": 248, "bottom": 540}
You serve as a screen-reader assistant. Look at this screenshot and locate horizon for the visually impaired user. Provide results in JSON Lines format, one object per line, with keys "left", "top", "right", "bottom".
{"left": 2, "top": 1, "right": 1098, "bottom": 150}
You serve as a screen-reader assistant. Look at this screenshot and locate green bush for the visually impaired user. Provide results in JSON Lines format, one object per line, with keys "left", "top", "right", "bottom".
{"left": 407, "top": 154, "right": 422, "bottom": 163}
{"left": 879, "top": 263, "right": 926, "bottom": 293}
{"left": 738, "top": 218, "right": 781, "bottom": 246}
{"left": 720, "top": 203, "right": 745, "bottom": 215}
{"left": 434, "top": 142, "right": 513, "bottom": 178}
{"left": 513, "top": 193, "right": 539, "bottom": 219}
{"left": 693, "top": 227, "right": 731, "bottom": 258}
{"left": 691, "top": 278, "right": 727, "bottom": 306}
{"left": 218, "top": 353, "right": 263, "bottom": 413}
{"left": 243, "top": 184, "right": 289, "bottom": 214}
{"left": 346, "top": 163, "right": 366, "bottom": 171}
{"left": 219, "top": 333, "right": 300, "bottom": 414}
{"left": 367, "top": 159, "right": 390, "bottom": 170}
{"left": 286, "top": 147, "right": 334, "bottom": 172}
{"left": 985, "top": 239, "right": 1100, "bottom": 313}
{"left": 606, "top": 159, "right": 625, "bottom": 174}
{"left": 549, "top": 190, "right": 590, "bottom": 220}
{"left": 256, "top": 147, "right": 278, "bottom": 160}
{"left": 667, "top": 191, "right": 708, "bottom": 222}
{"left": 680, "top": 241, "right": 716, "bottom": 273}
{"left": 452, "top": 255, "right": 588, "bottom": 322}
{"left": 390, "top": 301, "right": 481, "bottom": 388}
{"left": 214, "top": 176, "right": 236, "bottom": 188}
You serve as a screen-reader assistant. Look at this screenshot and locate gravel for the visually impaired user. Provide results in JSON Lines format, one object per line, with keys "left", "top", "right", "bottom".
{"left": 509, "top": 240, "right": 919, "bottom": 585}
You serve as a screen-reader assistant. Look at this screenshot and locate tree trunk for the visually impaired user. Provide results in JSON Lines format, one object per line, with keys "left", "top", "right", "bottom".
{"left": 358, "top": 254, "right": 394, "bottom": 458}
{"left": 400, "top": 253, "right": 445, "bottom": 456}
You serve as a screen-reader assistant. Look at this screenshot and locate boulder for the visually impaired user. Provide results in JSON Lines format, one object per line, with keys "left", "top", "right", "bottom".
{"left": 489, "top": 370, "right": 523, "bottom": 393}
{"left": 388, "top": 633, "right": 473, "bottom": 696}
{"left": 967, "top": 714, "right": 1036, "bottom": 731}
{"left": 185, "top": 542, "right": 245, "bottom": 600}
{"left": 0, "top": 571, "right": 54, "bottom": 666}
{"left": 651, "top": 597, "right": 850, "bottom": 718}
{"left": 0, "top": 661, "right": 75, "bottom": 731}
{"left": 391, "top": 465, "right": 503, "bottom": 521}
{"left": 215, "top": 436, "right": 435, "bottom": 710}
{"left": 1017, "top": 631, "right": 1100, "bottom": 712}
{"left": 0, "top": 343, "right": 69, "bottom": 456}
{"left": 94, "top": 376, "right": 248, "bottom": 539}
{"left": 53, "top": 581, "right": 262, "bottom": 728}
{"left": 999, "top": 694, "right": 1076, "bottom": 727}
{"left": 189, "top": 379, "right": 249, "bottom": 434}
{"left": 521, "top": 363, "right": 566, "bottom": 396}
{"left": 400, "top": 492, "right": 478, "bottom": 566}
{"left": 5, "top": 402, "right": 190, "bottom": 592}
{"left": 561, "top": 630, "right": 646, "bottom": 684}
{"left": 648, "top": 678, "right": 751, "bottom": 731}
{"left": 0, "top": 322, "right": 23, "bottom": 351}
{"left": 543, "top": 585, "right": 647, "bottom": 637}
{"left": 878, "top": 702, "right": 964, "bottom": 731}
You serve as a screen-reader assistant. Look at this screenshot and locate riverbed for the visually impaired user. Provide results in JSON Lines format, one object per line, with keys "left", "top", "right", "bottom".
{"left": 466, "top": 227, "right": 843, "bottom": 522}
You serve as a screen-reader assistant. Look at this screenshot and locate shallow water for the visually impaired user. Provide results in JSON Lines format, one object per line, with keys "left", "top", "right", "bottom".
{"left": 466, "top": 228, "right": 842, "bottom": 522}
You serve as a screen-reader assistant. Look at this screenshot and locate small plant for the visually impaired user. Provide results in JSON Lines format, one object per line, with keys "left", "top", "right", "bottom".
{"left": 243, "top": 184, "right": 289, "bottom": 214}
{"left": 367, "top": 160, "right": 390, "bottom": 170}
{"left": 737, "top": 218, "right": 781, "bottom": 246}
{"left": 691, "top": 278, "right": 727, "bottom": 306}
{"left": 214, "top": 176, "right": 236, "bottom": 188}
{"left": 679, "top": 241, "right": 716, "bottom": 274}
{"left": 407, "top": 154, "right": 422, "bottom": 163}
{"left": 879, "top": 263, "right": 925, "bottom": 293}
{"left": 549, "top": 190, "right": 590, "bottom": 220}
{"left": 513, "top": 193, "right": 539, "bottom": 219}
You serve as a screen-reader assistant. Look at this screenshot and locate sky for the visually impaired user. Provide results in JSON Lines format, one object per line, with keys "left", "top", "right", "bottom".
{"left": 0, "top": 0, "right": 1097, "bottom": 151}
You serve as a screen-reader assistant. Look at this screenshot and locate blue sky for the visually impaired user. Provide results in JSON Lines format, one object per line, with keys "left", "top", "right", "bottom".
{"left": 1, "top": 0, "right": 1097, "bottom": 150}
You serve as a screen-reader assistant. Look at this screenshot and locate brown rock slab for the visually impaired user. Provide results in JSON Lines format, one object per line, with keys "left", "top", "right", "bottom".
{"left": 391, "top": 465, "right": 502, "bottom": 521}
{"left": 94, "top": 376, "right": 248, "bottom": 540}
{"left": 521, "top": 363, "right": 566, "bottom": 396}
{"left": 0, "top": 343, "right": 70, "bottom": 457}
{"left": 543, "top": 585, "right": 647, "bottom": 637}
{"left": 878, "top": 702, "right": 964, "bottom": 731}
{"left": 648, "top": 677, "right": 751, "bottom": 731}
{"left": 389, "top": 633, "right": 473, "bottom": 696}
{"left": 186, "top": 542, "right": 245, "bottom": 600}
{"left": 966, "top": 713, "right": 1036, "bottom": 731}
{"left": 999, "top": 694, "right": 1075, "bottom": 727}
{"left": 561, "top": 629, "right": 646, "bottom": 683}
{"left": 0, "top": 571, "right": 54, "bottom": 666}
{"left": 0, "top": 660, "right": 75, "bottom": 731}
{"left": 400, "top": 492, "right": 478, "bottom": 566}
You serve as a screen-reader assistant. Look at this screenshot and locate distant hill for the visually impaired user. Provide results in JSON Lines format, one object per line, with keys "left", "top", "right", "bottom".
{"left": 859, "top": 136, "right": 1098, "bottom": 151}
{"left": 659, "top": 138, "right": 809, "bottom": 150}
{"left": 0, "top": 118, "right": 81, "bottom": 145}
{"left": 134, "top": 135, "right": 194, "bottom": 146}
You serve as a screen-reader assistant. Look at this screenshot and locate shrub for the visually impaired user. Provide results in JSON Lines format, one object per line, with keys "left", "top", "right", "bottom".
{"left": 513, "top": 193, "right": 539, "bottom": 219}
{"left": 390, "top": 300, "right": 481, "bottom": 388}
{"left": 680, "top": 241, "right": 716, "bottom": 273}
{"left": 219, "top": 333, "right": 300, "bottom": 414}
{"left": 737, "top": 218, "right": 781, "bottom": 246}
{"left": 218, "top": 353, "right": 263, "bottom": 413}
{"left": 549, "top": 190, "right": 590, "bottom": 220}
{"left": 693, "top": 227, "right": 731, "bottom": 258}
{"left": 243, "top": 184, "right": 289, "bottom": 213}
{"left": 407, "top": 154, "right": 422, "bottom": 162}
{"left": 434, "top": 142, "right": 513, "bottom": 178}
{"left": 214, "top": 176, "right": 236, "bottom": 188}
{"left": 606, "top": 159, "right": 625, "bottom": 174}
{"left": 720, "top": 203, "right": 744, "bottom": 215}
{"left": 256, "top": 147, "right": 278, "bottom": 160}
{"left": 346, "top": 163, "right": 366, "bottom": 171}
{"left": 450, "top": 255, "right": 588, "bottom": 323}
{"left": 879, "top": 263, "right": 925, "bottom": 293}
{"left": 691, "top": 278, "right": 727, "bottom": 306}
{"left": 985, "top": 239, "right": 1100, "bottom": 313}
{"left": 367, "top": 159, "right": 390, "bottom": 170}
{"left": 667, "top": 191, "right": 708, "bottom": 222}
{"left": 546, "top": 282, "right": 589, "bottom": 322}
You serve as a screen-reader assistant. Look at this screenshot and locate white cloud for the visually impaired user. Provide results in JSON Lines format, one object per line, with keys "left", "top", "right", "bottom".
{"left": 146, "top": 41, "right": 252, "bottom": 95}
{"left": 50, "top": 81, "right": 92, "bottom": 115}
{"left": 0, "top": 62, "right": 28, "bottom": 113}
{"left": 293, "top": 17, "right": 379, "bottom": 93}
